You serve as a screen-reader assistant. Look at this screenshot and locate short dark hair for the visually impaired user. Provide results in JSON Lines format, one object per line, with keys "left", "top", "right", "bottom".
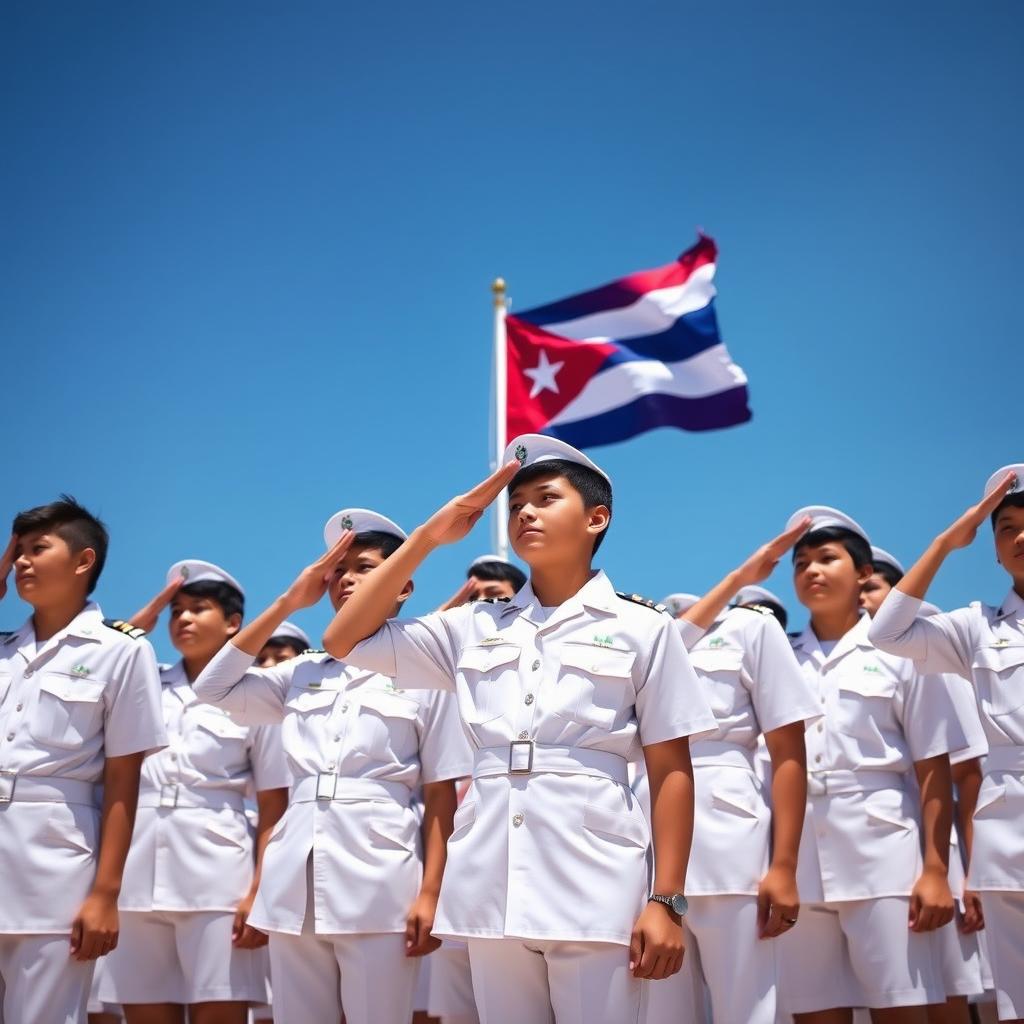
{"left": 741, "top": 600, "right": 789, "bottom": 631}
{"left": 178, "top": 580, "right": 245, "bottom": 620}
{"left": 12, "top": 495, "right": 109, "bottom": 595}
{"left": 871, "top": 561, "right": 904, "bottom": 588}
{"left": 468, "top": 560, "right": 527, "bottom": 591}
{"left": 991, "top": 492, "right": 1024, "bottom": 526}
{"left": 353, "top": 530, "right": 404, "bottom": 560}
{"left": 793, "top": 526, "right": 873, "bottom": 572}
{"left": 264, "top": 637, "right": 306, "bottom": 658}
{"left": 508, "top": 459, "right": 613, "bottom": 554}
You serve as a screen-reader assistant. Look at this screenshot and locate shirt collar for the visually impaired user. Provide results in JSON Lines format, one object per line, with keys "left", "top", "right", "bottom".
{"left": 501, "top": 570, "right": 618, "bottom": 626}
{"left": 2, "top": 602, "right": 104, "bottom": 658}
{"left": 793, "top": 613, "right": 873, "bottom": 663}
{"left": 997, "top": 588, "right": 1024, "bottom": 621}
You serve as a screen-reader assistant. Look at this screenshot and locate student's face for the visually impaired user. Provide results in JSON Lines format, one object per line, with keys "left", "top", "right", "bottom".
{"left": 469, "top": 575, "right": 518, "bottom": 601}
{"left": 507, "top": 473, "right": 608, "bottom": 567}
{"left": 792, "top": 542, "right": 872, "bottom": 615}
{"left": 13, "top": 530, "right": 94, "bottom": 607}
{"left": 169, "top": 594, "right": 239, "bottom": 660}
{"left": 859, "top": 573, "right": 893, "bottom": 618}
{"left": 328, "top": 545, "right": 413, "bottom": 613}
{"left": 993, "top": 505, "right": 1024, "bottom": 584}
{"left": 256, "top": 642, "right": 304, "bottom": 668}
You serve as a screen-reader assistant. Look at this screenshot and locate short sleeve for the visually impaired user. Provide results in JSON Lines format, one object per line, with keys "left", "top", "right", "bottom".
{"left": 346, "top": 611, "right": 463, "bottom": 692}
{"left": 416, "top": 691, "right": 473, "bottom": 784}
{"left": 746, "top": 614, "right": 822, "bottom": 734}
{"left": 248, "top": 723, "right": 292, "bottom": 792}
{"left": 675, "top": 618, "right": 707, "bottom": 652}
{"left": 899, "top": 668, "right": 968, "bottom": 763}
{"left": 636, "top": 614, "right": 716, "bottom": 747}
{"left": 104, "top": 639, "right": 168, "bottom": 758}
{"left": 943, "top": 674, "right": 988, "bottom": 764}
{"left": 193, "top": 643, "right": 294, "bottom": 726}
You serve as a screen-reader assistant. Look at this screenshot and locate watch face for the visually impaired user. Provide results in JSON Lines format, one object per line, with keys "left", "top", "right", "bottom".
{"left": 670, "top": 894, "right": 688, "bottom": 916}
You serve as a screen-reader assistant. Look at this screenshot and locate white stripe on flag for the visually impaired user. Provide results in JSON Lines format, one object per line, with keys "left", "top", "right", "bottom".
{"left": 539, "top": 263, "right": 717, "bottom": 342}
{"left": 547, "top": 344, "right": 747, "bottom": 427}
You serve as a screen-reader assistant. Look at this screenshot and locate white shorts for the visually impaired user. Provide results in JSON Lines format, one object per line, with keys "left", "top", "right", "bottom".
{"left": 467, "top": 937, "right": 641, "bottom": 1024}
{"left": 983, "top": 891, "right": 1024, "bottom": 1021}
{"left": 936, "top": 916, "right": 985, "bottom": 997}
{"left": 776, "top": 898, "right": 944, "bottom": 1013}
{"left": 87, "top": 957, "right": 121, "bottom": 1016}
{"left": 428, "top": 940, "right": 479, "bottom": 1022}
{"left": 0, "top": 933, "right": 94, "bottom": 1024}
{"left": 100, "top": 909, "right": 270, "bottom": 1005}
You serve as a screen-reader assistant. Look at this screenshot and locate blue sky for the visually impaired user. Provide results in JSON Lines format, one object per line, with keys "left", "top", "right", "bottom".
{"left": 2, "top": 1, "right": 1021, "bottom": 661}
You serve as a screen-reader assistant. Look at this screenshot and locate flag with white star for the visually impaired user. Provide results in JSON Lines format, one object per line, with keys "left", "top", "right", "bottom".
{"left": 505, "top": 236, "right": 751, "bottom": 448}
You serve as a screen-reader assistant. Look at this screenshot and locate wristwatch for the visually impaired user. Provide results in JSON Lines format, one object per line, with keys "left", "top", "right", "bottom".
{"left": 649, "top": 892, "right": 688, "bottom": 917}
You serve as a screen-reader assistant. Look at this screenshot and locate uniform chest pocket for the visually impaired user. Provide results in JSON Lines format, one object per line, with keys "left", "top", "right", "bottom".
{"left": 971, "top": 644, "right": 1024, "bottom": 716}
{"left": 835, "top": 671, "right": 897, "bottom": 742}
{"left": 30, "top": 674, "right": 108, "bottom": 749}
{"left": 188, "top": 712, "right": 250, "bottom": 771}
{"left": 553, "top": 644, "right": 636, "bottom": 730}
{"left": 689, "top": 647, "right": 745, "bottom": 718}
{"left": 282, "top": 687, "right": 340, "bottom": 751}
{"left": 456, "top": 644, "right": 521, "bottom": 724}
{"left": 350, "top": 689, "right": 419, "bottom": 760}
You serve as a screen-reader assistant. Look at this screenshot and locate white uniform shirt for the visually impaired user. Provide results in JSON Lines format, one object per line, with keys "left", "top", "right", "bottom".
{"left": 791, "top": 614, "right": 965, "bottom": 902}
{"left": 195, "top": 645, "right": 471, "bottom": 935}
{"left": 0, "top": 604, "right": 166, "bottom": 932}
{"left": 869, "top": 588, "right": 1024, "bottom": 891}
{"left": 679, "top": 607, "right": 821, "bottom": 895}
{"left": 345, "top": 571, "right": 717, "bottom": 946}
{"left": 119, "top": 659, "right": 290, "bottom": 913}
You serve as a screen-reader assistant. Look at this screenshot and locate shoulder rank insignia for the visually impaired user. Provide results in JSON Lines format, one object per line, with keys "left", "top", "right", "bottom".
{"left": 479, "top": 597, "right": 511, "bottom": 604}
{"left": 103, "top": 618, "right": 146, "bottom": 640}
{"left": 302, "top": 648, "right": 326, "bottom": 655}
{"left": 615, "top": 591, "right": 668, "bottom": 614}
{"left": 741, "top": 603, "right": 775, "bottom": 618}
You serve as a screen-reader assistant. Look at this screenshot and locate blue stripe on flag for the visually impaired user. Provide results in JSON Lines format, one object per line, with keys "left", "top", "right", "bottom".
{"left": 585, "top": 303, "right": 722, "bottom": 372}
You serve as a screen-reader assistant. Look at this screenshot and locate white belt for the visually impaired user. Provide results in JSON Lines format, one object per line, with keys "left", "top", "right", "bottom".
{"left": 137, "top": 784, "right": 246, "bottom": 811}
{"left": 807, "top": 770, "right": 904, "bottom": 796}
{"left": 0, "top": 772, "right": 97, "bottom": 806}
{"left": 985, "top": 747, "right": 1024, "bottom": 773}
{"left": 473, "top": 743, "right": 629, "bottom": 785}
{"left": 290, "top": 774, "right": 412, "bottom": 805}
{"left": 690, "top": 740, "right": 755, "bottom": 770}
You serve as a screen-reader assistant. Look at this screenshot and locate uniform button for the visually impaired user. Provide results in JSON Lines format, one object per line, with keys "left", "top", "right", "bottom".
{"left": 23, "top": 670, "right": 32, "bottom": 679}
{"left": 512, "top": 813, "right": 524, "bottom": 827}
{"left": 524, "top": 694, "right": 534, "bottom": 706}
{"left": 814, "top": 754, "right": 822, "bottom": 764}
{"left": 531, "top": 660, "right": 540, "bottom": 671}
{"left": 816, "top": 723, "right": 824, "bottom": 733}
{"left": 517, "top": 730, "right": 529, "bottom": 740}
{"left": 5, "top": 733, "right": 13, "bottom": 741}
{"left": 15, "top": 703, "right": 22, "bottom": 712}
{"left": 820, "top": 695, "right": 826, "bottom": 703}
{"left": 334, "top": 735, "right": 342, "bottom": 742}
{"left": 342, "top": 702, "right": 350, "bottom": 712}
{"left": 170, "top": 753, "right": 178, "bottom": 761}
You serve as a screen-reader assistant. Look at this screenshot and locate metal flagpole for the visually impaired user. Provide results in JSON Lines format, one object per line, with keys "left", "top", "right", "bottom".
{"left": 491, "top": 277, "right": 510, "bottom": 560}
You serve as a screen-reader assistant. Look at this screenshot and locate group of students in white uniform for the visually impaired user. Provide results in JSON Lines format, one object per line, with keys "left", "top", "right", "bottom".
{"left": 0, "top": 433, "right": 1021, "bottom": 1024}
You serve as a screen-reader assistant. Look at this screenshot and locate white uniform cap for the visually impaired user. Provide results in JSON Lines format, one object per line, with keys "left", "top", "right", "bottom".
{"left": 469, "top": 554, "right": 519, "bottom": 572}
{"left": 168, "top": 559, "right": 245, "bottom": 598}
{"left": 269, "top": 620, "right": 311, "bottom": 649}
{"left": 323, "top": 508, "right": 407, "bottom": 549}
{"left": 870, "top": 546, "right": 905, "bottom": 576}
{"left": 786, "top": 505, "right": 871, "bottom": 546}
{"left": 734, "top": 584, "right": 784, "bottom": 609}
{"left": 662, "top": 593, "right": 700, "bottom": 616}
{"left": 984, "top": 464, "right": 1024, "bottom": 499}
{"left": 504, "top": 433, "right": 611, "bottom": 485}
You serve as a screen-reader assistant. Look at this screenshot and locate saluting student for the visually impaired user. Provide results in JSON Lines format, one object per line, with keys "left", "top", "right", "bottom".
{"left": 256, "top": 620, "right": 311, "bottom": 669}
{"left": 777, "top": 506, "right": 964, "bottom": 1023}
{"left": 321, "top": 435, "right": 717, "bottom": 1024}
{"left": 194, "top": 509, "right": 469, "bottom": 1024}
{"left": 100, "top": 561, "right": 290, "bottom": 1022}
{"left": 0, "top": 498, "right": 166, "bottom": 1023}
{"left": 870, "top": 466, "right": 1024, "bottom": 1023}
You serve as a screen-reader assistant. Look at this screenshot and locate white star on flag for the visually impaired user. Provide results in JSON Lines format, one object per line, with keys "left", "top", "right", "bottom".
{"left": 523, "top": 349, "right": 565, "bottom": 399}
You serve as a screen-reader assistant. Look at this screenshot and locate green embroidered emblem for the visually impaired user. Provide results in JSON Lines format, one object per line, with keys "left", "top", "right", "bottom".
{"left": 71, "top": 664, "right": 90, "bottom": 677}
{"left": 708, "top": 637, "right": 726, "bottom": 648}
{"left": 593, "top": 634, "right": 614, "bottom": 648}
{"left": 341, "top": 515, "right": 354, "bottom": 531}
{"left": 514, "top": 444, "right": 527, "bottom": 463}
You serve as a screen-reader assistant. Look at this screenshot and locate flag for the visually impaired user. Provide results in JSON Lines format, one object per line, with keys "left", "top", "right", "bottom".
{"left": 505, "top": 236, "right": 750, "bottom": 448}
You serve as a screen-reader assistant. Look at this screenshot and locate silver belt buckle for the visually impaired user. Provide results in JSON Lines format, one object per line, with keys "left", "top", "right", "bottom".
{"left": 0, "top": 770, "right": 16, "bottom": 803}
{"left": 316, "top": 773, "right": 338, "bottom": 800}
{"left": 159, "top": 783, "right": 179, "bottom": 808}
{"left": 509, "top": 740, "right": 535, "bottom": 775}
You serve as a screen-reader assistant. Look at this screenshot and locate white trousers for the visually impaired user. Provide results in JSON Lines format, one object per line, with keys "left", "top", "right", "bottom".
{"left": 0, "top": 933, "right": 94, "bottom": 1024}
{"left": 428, "top": 941, "right": 479, "bottom": 1024}
{"left": 642, "top": 895, "right": 775, "bottom": 1024}
{"left": 984, "top": 891, "right": 1024, "bottom": 1021}
{"left": 466, "top": 937, "right": 642, "bottom": 1024}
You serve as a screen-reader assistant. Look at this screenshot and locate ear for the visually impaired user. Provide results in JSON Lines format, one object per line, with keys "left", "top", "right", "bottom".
{"left": 225, "top": 613, "right": 243, "bottom": 638}
{"left": 73, "top": 547, "right": 97, "bottom": 581}
{"left": 396, "top": 578, "right": 415, "bottom": 605}
{"left": 586, "top": 505, "right": 611, "bottom": 538}
{"left": 855, "top": 563, "right": 874, "bottom": 586}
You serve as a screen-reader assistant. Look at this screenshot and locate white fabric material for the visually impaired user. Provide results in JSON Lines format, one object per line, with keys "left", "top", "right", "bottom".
{"left": 503, "top": 433, "right": 609, "bottom": 483}
{"left": 167, "top": 559, "right": 244, "bottom": 595}
{"left": 466, "top": 936, "right": 642, "bottom": 1024}
{"left": 0, "top": 605, "right": 166, "bottom": 933}
{"left": 428, "top": 940, "right": 479, "bottom": 1022}
{"left": 195, "top": 646, "right": 470, "bottom": 935}
{"left": 345, "top": 571, "right": 716, "bottom": 945}
{"left": 119, "top": 660, "right": 289, "bottom": 912}
{"left": 100, "top": 909, "right": 269, "bottom": 1004}
{"left": 0, "top": 933, "right": 93, "bottom": 1023}
{"left": 870, "top": 588, "right": 1024, "bottom": 891}
{"left": 776, "top": 897, "right": 945, "bottom": 1012}
{"left": 323, "top": 508, "right": 407, "bottom": 547}
{"left": 983, "top": 891, "right": 1024, "bottom": 1020}
{"left": 935, "top": 916, "right": 985, "bottom": 997}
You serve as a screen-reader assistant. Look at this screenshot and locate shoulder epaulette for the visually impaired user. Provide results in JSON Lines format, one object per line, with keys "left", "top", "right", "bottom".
{"left": 616, "top": 591, "right": 668, "bottom": 614}
{"left": 741, "top": 603, "right": 775, "bottom": 618}
{"left": 302, "top": 647, "right": 326, "bottom": 655}
{"left": 103, "top": 618, "right": 147, "bottom": 640}
{"left": 0, "top": 630, "right": 12, "bottom": 638}
{"left": 479, "top": 597, "right": 511, "bottom": 605}
{"left": 787, "top": 631, "right": 802, "bottom": 640}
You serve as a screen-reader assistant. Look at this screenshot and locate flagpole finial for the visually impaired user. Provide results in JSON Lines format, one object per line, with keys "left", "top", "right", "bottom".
{"left": 492, "top": 277, "right": 507, "bottom": 308}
